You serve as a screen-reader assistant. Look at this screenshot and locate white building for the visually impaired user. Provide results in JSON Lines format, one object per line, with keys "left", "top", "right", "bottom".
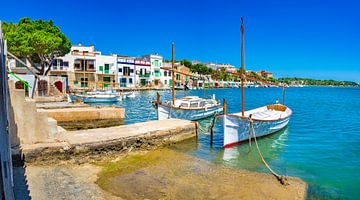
{"left": 134, "top": 58, "right": 151, "bottom": 86}
{"left": 142, "top": 54, "right": 163, "bottom": 86}
{"left": 96, "top": 54, "right": 117, "bottom": 88}
{"left": 117, "top": 56, "right": 136, "bottom": 88}
{"left": 161, "top": 62, "right": 172, "bottom": 88}
{"left": 51, "top": 44, "right": 119, "bottom": 90}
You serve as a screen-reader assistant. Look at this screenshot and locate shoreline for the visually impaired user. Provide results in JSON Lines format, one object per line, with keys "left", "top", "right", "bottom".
{"left": 21, "top": 148, "right": 308, "bottom": 200}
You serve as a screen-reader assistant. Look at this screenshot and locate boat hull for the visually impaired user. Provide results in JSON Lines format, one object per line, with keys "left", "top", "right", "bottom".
{"left": 220, "top": 115, "right": 290, "bottom": 148}
{"left": 69, "top": 94, "right": 120, "bottom": 103}
{"left": 158, "top": 104, "right": 223, "bottom": 121}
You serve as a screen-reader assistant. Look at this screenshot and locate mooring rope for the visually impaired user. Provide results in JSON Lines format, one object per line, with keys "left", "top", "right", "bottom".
{"left": 208, "top": 112, "right": 219, "bottom": 133}
{"left": 249, "top": 117, "right": 289, "bottom": 185}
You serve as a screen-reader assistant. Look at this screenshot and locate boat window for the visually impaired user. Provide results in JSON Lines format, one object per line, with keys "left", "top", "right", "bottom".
{"left": 180, "top": 103, "right": 188, "bottom": 107}
{"left": 199, "top": 101, "right": 205, "bottom": 107}
{"left": 190, "top": 102, "right": 198, "bottom": 108}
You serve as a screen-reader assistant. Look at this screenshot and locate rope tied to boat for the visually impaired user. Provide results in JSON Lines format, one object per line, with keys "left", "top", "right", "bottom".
{"left": 209, "top": 112, "right": 219, "bottom": 133}
{"left": 248, "top": 116, "right": 289, "bottom": 185}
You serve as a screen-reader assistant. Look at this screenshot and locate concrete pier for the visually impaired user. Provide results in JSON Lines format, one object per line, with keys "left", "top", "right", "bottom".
{"left": 21, "top": 119, "right": 197, "bottom": 163}
{"left": 38, "top": 106, "right": 125, "bottom": 130}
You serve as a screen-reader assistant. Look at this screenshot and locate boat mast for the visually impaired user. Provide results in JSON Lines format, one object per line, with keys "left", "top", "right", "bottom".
{"left": 241, "top": 17, "right": 245, "bottom": 116}
{"left": 171, "top": 42, "right": 175, "bottom": 105}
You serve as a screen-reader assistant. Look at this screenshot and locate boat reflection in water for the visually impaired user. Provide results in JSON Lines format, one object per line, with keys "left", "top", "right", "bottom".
{"left": 221, "top": 127, "right": 289, "bottom": 171}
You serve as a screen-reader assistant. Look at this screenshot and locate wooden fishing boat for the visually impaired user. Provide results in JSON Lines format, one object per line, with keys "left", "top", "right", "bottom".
{"left": 220, "top": 104, "right": 292, "bottom": 147}
{"left": 156, "top": 95, "right": 222, "bottom": 120}
{"left": 218, "top": 18, "right": 292, "bottom": 148}
{"left": 154, "top": 43, "right": 222, "bottom": 121}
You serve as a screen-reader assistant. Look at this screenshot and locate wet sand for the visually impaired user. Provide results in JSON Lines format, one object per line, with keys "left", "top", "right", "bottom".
{"left": 96, "top": 148, "right": 307, "bottom": 200}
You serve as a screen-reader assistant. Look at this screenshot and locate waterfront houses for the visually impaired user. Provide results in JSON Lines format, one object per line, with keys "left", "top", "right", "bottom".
{"left": 8, "top": 44, "right": 280, "bottom": 93}
{"left": 257, "top": 70, "right": 273, "bottom": 79}
{"left": 134, "top": 58, "right": 151, "bottom": 86}
{"left": 117, "top": 56, "right": 136, "bottom": 88}
{"left": 142, "top": 54, "right": 163, "bottom": 86}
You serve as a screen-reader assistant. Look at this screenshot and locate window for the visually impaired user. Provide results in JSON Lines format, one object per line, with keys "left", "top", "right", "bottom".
{"left": 118, "top": 68, "right": 122, "bottom": 73}
{"left": 64, "top": 62, "right": 69, "bottom": 67}
{"left": 104, "top": 64, "right": 110, "bottom": 74}
{"left": 190, "top": 102, "right": 198, "bottom": 108}
{"left": 130, "top": 69, "right": 134, "bottom": 74}
{"left": 88, "top": 60, "right": 95, "bottom": 70}
{"left": 164, "top": 80, "right": 167, "bottom": 84}
{"left": 164, "top": 71, "right": 167, "bottom": 76}
{"left": 123, "top": 67, "right": 130, "bottom": 76}
{"left": 80, "top": 78, "right": 88, "bottom": 87}
{"left": 180, "top": 103, "right": 189, "bottom": 108}
{"left": 74, "top": 62, "right": 81, "bottom": 70}
{"left": 129, "top": 78, "right": 133, "bottom": 84}
{"left": 99, "top": 66, "right": 103, "bottom": 72}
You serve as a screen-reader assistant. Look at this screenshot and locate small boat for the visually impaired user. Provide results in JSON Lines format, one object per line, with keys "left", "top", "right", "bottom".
{"left": 154, "top": 43, "right": 222, "bottom": 121}
{"left": 220, "top": 104, "right": 292, "bottom": 147}
{"left": 217, "top": 18, "right": 292, "bottom": 148}
{"left": 157, "top": 96, "right": 223, "bottom": 121}
{"left": 68, "top": 90, "right": 123, "bottom": 103}
{"left": 69, "top": 93, "right": 121, "bottom": 103}
{"left": 124, "top": 92, "right": 136, "bottom": 98}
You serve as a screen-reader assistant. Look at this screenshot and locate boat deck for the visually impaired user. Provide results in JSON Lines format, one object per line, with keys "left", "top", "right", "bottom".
{"left": 232, "top": 105, "right": 290, "bottom": 121}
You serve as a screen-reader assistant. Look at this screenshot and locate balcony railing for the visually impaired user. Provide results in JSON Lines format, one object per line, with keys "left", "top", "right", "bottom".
{"left": 75, "top": 68, "right": 96, "bottom": 72}
{"left": 139, "top": 73, "right": 151, "bottom": 78}
{"left": 71, "top": 51, "right": 98, "bottom": 56}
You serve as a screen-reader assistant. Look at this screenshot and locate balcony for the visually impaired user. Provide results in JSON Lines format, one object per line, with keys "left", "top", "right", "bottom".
{"left": 75, "top": 68, "right": 96, "bottom": 72}
{"left": 71, "top": 51, "right": 98, "bottom": 56}
{"left": 139, "top": 73, "right": 151, "bottom": 78}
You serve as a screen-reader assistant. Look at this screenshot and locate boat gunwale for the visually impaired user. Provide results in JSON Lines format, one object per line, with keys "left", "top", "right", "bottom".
{"left": 156, "top": 101, "right": 222, "bottom": 111}
{"left": 221, "top": 104, "right": 292, "bottom": 122}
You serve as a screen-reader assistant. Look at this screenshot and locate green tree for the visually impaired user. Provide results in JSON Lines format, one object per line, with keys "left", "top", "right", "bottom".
{"left": 2, "top": 17, "right": 71, "bottom": 75}
{"left": 179, "top": 59, "right": 192, "bottom": 68}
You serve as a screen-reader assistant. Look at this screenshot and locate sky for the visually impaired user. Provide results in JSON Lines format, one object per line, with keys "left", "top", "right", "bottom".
{"left": 1, "top": 0, "right": 359, "bottom": 82}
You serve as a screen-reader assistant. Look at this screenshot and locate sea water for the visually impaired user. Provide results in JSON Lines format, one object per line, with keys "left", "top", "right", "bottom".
{"left": 89, "top": 87, "right": 360, "bottom": 199}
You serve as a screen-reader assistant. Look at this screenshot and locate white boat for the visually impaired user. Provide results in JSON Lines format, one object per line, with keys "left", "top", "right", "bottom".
{"left": 220, "top": 104, "right": 292, "bottom": 147}
{"left": 154, "top": 42, "right": 222, "bottom": 121}
{"left": 157, "top": 96, "right": 223, "bottom": 121}
{"left": 69, "top": 93, "right": 122, "bottom": 103}
{"left": 217, "top": 18, "right": 292, "bottom": 148}
{"left": 123, "top": 91, "right": 136, "bottom": 98}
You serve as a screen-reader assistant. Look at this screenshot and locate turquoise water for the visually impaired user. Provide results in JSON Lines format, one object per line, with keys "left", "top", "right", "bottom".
{"left": 90, "top": 87, "right": 360, "bottom": 199}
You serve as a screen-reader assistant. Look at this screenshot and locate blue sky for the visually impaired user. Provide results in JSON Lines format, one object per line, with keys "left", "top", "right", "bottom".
{"left": 1, "top": 0, "right": 359, "bottom": 82}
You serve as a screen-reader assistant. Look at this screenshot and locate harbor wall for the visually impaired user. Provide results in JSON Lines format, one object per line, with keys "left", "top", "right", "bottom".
{"left": 21, "top": 119, "right": 197, "bottom": 163}
{"left": 8, "top": 81, "right": 60, "bottom": 146}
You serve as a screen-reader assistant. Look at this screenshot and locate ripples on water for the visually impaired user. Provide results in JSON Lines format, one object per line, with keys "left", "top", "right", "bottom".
{"left": 89, "top": 87, "right": 360, "bottom": 199}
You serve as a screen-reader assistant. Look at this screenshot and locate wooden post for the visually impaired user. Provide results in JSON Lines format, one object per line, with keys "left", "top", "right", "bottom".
{"left": 171, "top": 42, "right": 175, "bottom": 105}
{"left": 156, "top": 92, "right": 160, "bottom": 103}
{"left": 223, "top": 98, "right": 227, "bottom": 114}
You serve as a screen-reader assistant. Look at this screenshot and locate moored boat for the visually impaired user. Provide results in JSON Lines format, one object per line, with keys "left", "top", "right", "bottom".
{"left": 154, "top": 42, "right": 222, "bottom": 121}
{"left": 69, "top": 93, "right": 121, "bottom": 103}
{"left": 216, "top": 18, "right": 292, "bottom": 148}
{"left": 220, "top": 104, "right": 292, "bottom": 147}
{"left": 157, "top": 95, "right": 222, "bottom": 121}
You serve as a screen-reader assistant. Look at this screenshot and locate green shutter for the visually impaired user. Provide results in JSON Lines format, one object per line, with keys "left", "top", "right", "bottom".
{"left": 104, "top": 64, "right": 109, "bottom": 74}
